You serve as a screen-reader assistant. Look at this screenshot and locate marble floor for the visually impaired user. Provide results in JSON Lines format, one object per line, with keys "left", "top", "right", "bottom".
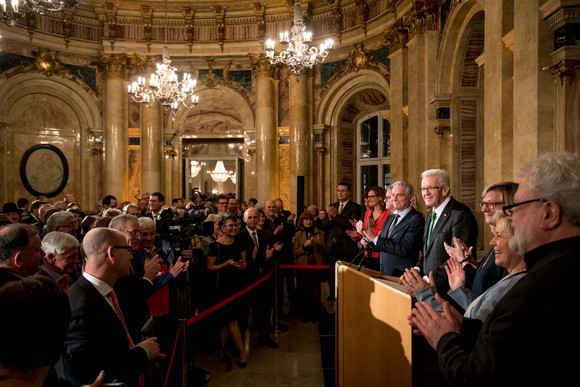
{"left": 187, "top": 284, "right": 335, "bottom": 387}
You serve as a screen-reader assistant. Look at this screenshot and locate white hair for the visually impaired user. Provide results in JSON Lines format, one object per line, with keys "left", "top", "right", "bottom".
{"left": 520, "top": 152, "right": 580, "bottom": 227}
{"left": 138, "top": 216, "right": 156, "bottom": 231}
{"left": 421, "top": 169, "right": 451, "bottom": 187}
{"left": 41, "top": 231, "right": 79, "bottom": 256}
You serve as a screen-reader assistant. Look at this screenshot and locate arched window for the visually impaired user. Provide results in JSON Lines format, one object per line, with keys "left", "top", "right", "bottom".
{"left": 357, "top": 110, "right": 390, "bottom": 200}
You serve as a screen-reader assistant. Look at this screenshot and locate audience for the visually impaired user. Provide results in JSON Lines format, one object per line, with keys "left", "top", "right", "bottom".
{"left": 37, "top": 231, "right": 80, "bottom": 292}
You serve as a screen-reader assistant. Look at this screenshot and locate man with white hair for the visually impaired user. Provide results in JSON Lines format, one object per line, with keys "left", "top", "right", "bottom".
{"left": 409, "top": 152, "right": 580, "bottom": 386}
{"left": 37, "top": 231, "right": 80, "bottom": 290}
{"left": 58, "top": 227, "right": 164, "bottom": 386}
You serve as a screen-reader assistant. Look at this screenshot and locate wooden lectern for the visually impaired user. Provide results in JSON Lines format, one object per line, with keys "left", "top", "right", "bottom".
{"left": 335, "top": 261, "right": 415, "bottom": 386}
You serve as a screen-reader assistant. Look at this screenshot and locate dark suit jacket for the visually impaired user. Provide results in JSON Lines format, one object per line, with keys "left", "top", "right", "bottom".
{"left": 58, "top": 276, "right": 149, "bottom": 387}
{"left": 422, "top": 196, "right": 478, "bottom": 297}
{"left": 321, "top": 200, "right": 362, "bottom": 258}
{"left": 374, "top": 207, "right": 425, "bottom": 276}
{"left": 235, "top": 227, "right": 274, "bottom": 280}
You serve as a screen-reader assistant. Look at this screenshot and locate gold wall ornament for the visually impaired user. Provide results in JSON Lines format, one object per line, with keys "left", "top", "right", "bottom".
{"left": 183, "top": 7, "right": 195, "bottom": 53}
{"left": 214, "top": 6, "right": 225, "bottom": 53}
{"left": 141, "top": 5, "right": 153, "bottom": 53}
{"left": 104, "top": 1, "right": 118, "bottom": 50}
{"left": 345, "top": 43, "right": 369, "bottom": 72}
{"left": 32, "top": 50, "right": 67, "bottom": 77}
{"left": 355, "top": 0, "right": 369, "bottom": 37}
{"left": 331, "top": 3, "right": 343, "bottom": 44}
{"left": 549, "top": 59, "right": 580, "bottom": 86}
{"left": 25, "top": 11, "right": 35, "bottom": 41}
{"left": 384, "top": 18, "right": 409, "bottom": 51}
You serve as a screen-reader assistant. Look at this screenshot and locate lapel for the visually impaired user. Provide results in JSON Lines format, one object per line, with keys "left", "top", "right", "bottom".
{"left": 423, "top": 197, "right": 455, "bottom": 254}
{"left": 381, "top": 213, "right": 396, "bottom": 237}
{"left": 391, "top": 207, "right": 415, "bottom": 235}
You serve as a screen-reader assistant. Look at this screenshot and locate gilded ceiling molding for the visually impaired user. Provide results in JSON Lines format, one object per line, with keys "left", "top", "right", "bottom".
{"left": 213, "top": 6, "right": 226, "bottom": 53}
{"left": 183, "top": 7, "right": 195, "bottom": 53}
{"left": 104, "top": 1, "right": 118, "bottom": 51}
{"left": 331, "top": 2, "right": 343, "bottom": 44}
{"left": 355, "top": 0, "right": 369, "bottom": 37}
{"left": 141, "top": 5, "right": 153, "bottom": 53}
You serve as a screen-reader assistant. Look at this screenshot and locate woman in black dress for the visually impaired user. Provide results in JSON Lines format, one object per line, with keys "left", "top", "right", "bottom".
{"left": 207, "top": 213, "right": 248, "bottom": 369}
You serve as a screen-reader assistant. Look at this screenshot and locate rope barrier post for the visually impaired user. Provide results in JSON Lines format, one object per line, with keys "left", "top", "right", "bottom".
{"left": 179, "top": 318, "right": 188, "bottom": 387}
{"left": 273, "top": 262, "right": 288, "bottom": 334}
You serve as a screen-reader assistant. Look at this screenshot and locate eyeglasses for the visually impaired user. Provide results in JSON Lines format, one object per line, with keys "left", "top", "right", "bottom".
{"left": 367, "top": 194, "right": 377, "bottom": 198}
{"left": 120, "top": 230, "right": 141, "bottom": 237}
{"left": 113, "top": 246, "right": 132, "bottom": 252}
{"left": 479, "top": 201, "right": 505, "bottom": 209}
{"left": 421, "top": 186, "right": 441, "bottom": 192}
{"left": 502, "top": 198, "right": 548, "bottom": 216}
{"left": 223, "top": 224, "right": 240, "bottom": 228}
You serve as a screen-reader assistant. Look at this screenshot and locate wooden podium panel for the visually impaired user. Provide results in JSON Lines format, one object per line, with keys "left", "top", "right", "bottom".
{"left": 335, "top": 262, "right": 414, "bottom": 387}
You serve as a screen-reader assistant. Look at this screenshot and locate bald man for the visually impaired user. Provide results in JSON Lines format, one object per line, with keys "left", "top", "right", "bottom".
{"left": 58, "top": 228, "right": 164, "bottom": 386}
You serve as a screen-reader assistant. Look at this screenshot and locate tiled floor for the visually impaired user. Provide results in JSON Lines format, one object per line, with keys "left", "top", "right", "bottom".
{"left": 187, "top": 283, "right": 335, "bottom": 387}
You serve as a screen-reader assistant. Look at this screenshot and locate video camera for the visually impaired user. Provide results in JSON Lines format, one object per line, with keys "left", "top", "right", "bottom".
{"left": 155, "top": 205, "right": 206, "bottom": 257}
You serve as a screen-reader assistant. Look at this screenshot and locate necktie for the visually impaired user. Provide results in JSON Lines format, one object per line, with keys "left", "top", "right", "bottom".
{"left": 387, "top": 214, "right": 399, "bottom": 237}
{"left": 108, "top": 291, "right": 145, "bottom": 387}
{"left": 338, "top": 203, "right": 344, "bottom": 214}
{"left": 251, "top": 231, "right": 259, "bottom": 249}
{"left": 426, "top": 210, "right": 437, "bottom": 247}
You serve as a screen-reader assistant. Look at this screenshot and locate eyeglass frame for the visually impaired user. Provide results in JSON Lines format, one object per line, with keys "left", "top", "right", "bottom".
{"left": 502, "top": 198, "right": 548, "bottom": 216}
{"left": 119, "top": 229, "right": 141, "bottom": 237}
{"left": 479, "top": 200, "right": 505, "bottom": 209}
{"left": 112, "top": 246, "right": 133, "bottom": 252}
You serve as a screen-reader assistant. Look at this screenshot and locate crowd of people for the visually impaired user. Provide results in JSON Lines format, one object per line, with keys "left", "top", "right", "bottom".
{"left": 1, "top": 151, "right": 579, "bottom": 386}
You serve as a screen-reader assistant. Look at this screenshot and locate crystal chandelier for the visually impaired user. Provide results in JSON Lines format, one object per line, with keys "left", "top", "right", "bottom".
{"left": 265, "top": 1, "right": 333, "bottom": 82}
{"left": 128, "top": 0, "right": 198, "bottom": 115}
{"left": 190, "top": 160, "right": 205, "bottom": 178}
{"left": 208, "top": 161, "right": 234, "bottom": 183}
{"left": 1, "top": 0, "right": 77, "bottom": 26}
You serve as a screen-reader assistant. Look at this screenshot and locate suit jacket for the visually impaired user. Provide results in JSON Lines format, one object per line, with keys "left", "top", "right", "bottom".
{"left": 374, "top": 207, "right": 425, "bottom": 276}
{"left": 235, "top": 227, "right": 274, "bottom": 280}
{"left": 58, "top": 276, "right": 149, "bottom": 386}
{"left": 321, "top": 200, "right": 362, "bottom": 258}
{"left": 422, "top": 196, "right": 478, "bottom": 297}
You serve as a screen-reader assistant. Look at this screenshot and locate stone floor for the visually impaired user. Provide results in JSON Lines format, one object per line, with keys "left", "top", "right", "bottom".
{"left": 187, "top": 282, "right": 335, "bottom": 387}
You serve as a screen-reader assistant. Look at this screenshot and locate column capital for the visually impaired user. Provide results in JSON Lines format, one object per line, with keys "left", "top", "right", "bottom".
{"left": 250, "top": 53, "right": 280, "bottom": 80}
{"left": 99, "top": 53, "right": 130, "bottom": 79}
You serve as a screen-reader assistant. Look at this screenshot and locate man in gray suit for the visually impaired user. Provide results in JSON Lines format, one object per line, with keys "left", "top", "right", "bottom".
{"left": 358, "top": 181, "right": 424, "bottom": 276}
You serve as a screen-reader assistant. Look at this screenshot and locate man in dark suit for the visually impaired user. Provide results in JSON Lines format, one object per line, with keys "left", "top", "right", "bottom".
{"left": 417, "top": 169, "right": 478, "bottom": 296}
{"left": 58, "top": 227, "right": 164, "bottom": 386}
{"left": 359, "top": 181, "right": 424, "bottom": 276}
{"left": 0, "top": 223, "right": 43, "bottom": 287}
{"left": 235, "top": 207, "right": 279, "bottom": 348}
{"left": 321, "top": 182, "right": 362, "bottom": 300}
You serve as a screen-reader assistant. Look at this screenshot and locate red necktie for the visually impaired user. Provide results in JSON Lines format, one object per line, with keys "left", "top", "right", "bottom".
{"left": 108, "top": 290, "right": 145, "bottom": 387}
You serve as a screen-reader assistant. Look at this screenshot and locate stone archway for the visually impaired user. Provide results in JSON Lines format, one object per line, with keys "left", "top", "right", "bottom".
{"left": 0, "top": 71, "right": 101, "bottom": 205}
{"left": 316, "top": 69, "right": 390, "bottom": 205}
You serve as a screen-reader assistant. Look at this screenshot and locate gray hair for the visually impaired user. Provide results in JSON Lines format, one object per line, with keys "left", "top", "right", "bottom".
{"left": 123, "top": 203, "right": 139, "bottom": 214}
{"left": 46, "top": 211, "right": 74, "bottom": 233}
{"left": 219, "top": 212, "right": 238, "bottom": 228}
{"left": 0, "top": 224, "right": 38, "bottom": 267}
{"left": 391, "top": 180, "right": 415, "bottom": 197}
{"left": 519, "top": 152, "right": 580, "bottom": 227}
{"left": 108, "top": 214, "right": 139, "bottom": 231}
{"left": 421, "top": 169, "right": 451, "bottom": 187}
{"left": 138, "top": 216, "right": 156, "bottom": 231}
{"left": 103, "top": 208, "right": 122, "bottom": 217}
{"left": 41, "top": 231, "right": 79, "bottom": 256}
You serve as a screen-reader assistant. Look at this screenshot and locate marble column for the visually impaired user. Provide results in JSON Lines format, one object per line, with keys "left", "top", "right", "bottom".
{"left": 289, "top": 70, "right": 310, "bottom": 213}
{"left": 252, "top": 54, "right": 279, "bottom": 203}
{"left": 513, "top": 0, "right": 554, "bottom": 171}
{"left": 163, "top": 144, "right": 176, "bottom": 202}
{"left": 313, "top": 124, "right": 328, "bottom": 209}
{"left": 140, "top": 100, "right": 163, "bottom": 193}
{"left": 387, "top": 47, "right": 408, "bottom": 183}
{"left": 483, "top": 1, "right": 514, "bottom": 185}
{"left": 100, "top": 53, "right": 129, "bottom": 200}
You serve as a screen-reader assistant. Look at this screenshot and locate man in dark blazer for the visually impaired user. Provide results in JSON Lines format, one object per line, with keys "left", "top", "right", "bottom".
{"left": 235, "top": 207, "right": 279, "bottom": 348}
{"left": 420, "top": 169, "right": 478, "bottom": 295}
{"left": 321, "top": 182, "right": 362, "bottom": 300}
{"left": 360, "top": 181, "right": 424, "bottom": 276}
{"left": 57, "top": 227, "right": 163, "bottom": 386}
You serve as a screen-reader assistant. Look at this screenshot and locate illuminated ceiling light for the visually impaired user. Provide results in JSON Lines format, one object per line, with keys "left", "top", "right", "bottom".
{"left": 189, "top": 160, "right": 205, "bottom": 178}
{"left": 208, "top": 160, "right": 234, "bottom": 183}
{"left": 1, "top": 0, "right": 77, "bottom": 26}
{"left": 265, "top": 0, "right": 333, "bottom": 82}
